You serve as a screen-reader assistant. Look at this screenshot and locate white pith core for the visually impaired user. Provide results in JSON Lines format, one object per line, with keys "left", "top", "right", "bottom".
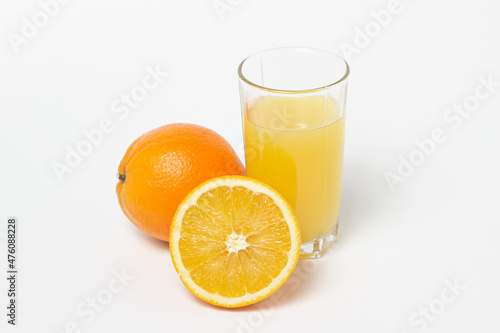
{"left": 224, "top": 232, "right": 250, "bottom": 254}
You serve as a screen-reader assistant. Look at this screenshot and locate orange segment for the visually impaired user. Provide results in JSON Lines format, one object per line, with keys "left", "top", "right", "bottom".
{"left": 169, "top": 176, "right": 301, "bottom": 308}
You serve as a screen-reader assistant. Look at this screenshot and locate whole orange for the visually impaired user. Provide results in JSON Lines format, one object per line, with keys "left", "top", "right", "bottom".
{"left": 116, "top": 123, "right": 245, "bottom": 241}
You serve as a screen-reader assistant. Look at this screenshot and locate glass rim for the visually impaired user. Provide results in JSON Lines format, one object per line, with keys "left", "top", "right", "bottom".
{"left": 238, "top": 46, "right": 350, "bottom": 94}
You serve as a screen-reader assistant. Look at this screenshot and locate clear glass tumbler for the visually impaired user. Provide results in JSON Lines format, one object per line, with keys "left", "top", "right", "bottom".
{"left": 238, "top": 47, "right": 349, "bottom": 258}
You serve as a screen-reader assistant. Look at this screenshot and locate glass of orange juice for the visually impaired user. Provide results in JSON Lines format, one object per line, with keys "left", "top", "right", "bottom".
{"left": 238, "top": 47, "right": 349, "bottom": 258}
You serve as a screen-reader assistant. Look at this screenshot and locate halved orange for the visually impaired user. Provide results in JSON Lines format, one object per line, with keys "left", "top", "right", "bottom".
{"left": 169, "top": 176, "right": 301, "bottom": 308}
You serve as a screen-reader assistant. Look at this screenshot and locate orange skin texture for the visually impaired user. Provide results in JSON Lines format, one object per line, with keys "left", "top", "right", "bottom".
{"left": 116, "top": 123, "right": 245, "bottom": 241}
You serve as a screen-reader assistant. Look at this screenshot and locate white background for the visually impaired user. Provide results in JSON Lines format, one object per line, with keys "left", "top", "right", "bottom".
{"left": 1, "top": 0, "right": 499, "bottom": 332}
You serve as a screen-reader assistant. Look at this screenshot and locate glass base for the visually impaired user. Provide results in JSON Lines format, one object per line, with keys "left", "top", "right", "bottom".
{"left": 299, "top": 223, "right": 338, "bottom": 259}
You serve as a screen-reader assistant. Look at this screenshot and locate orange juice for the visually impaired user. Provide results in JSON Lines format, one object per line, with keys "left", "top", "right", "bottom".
{"left": 244, "top": 95, "right": 345, "bottom": 243}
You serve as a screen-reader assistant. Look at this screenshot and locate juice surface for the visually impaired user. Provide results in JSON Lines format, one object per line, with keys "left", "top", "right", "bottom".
{"left": 244, "top": 95, "right": 345, "bottom": 243}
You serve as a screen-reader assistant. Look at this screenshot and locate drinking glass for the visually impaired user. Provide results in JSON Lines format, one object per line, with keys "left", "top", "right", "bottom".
{"left": 238, "top": 47, "right": 349, "bottom": 258}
